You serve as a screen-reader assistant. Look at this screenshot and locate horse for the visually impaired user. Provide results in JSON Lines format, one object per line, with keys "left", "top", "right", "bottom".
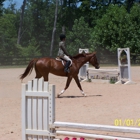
{"left": 20, "top": 52, "right": 100, "bottom": 97}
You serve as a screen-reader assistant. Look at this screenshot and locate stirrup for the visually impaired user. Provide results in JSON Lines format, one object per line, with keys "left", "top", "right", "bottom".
{"left": 64, "top": 68, "right": 70, "bottom": 73}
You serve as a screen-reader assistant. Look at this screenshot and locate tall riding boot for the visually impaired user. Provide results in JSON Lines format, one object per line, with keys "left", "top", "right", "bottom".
{"left": 64, "top": 61, "right": 71, "bottom": 73}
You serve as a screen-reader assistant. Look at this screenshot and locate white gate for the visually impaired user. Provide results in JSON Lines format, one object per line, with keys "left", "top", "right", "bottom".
{"left": 22, "top": 78, "right": 55, "bottom": 140}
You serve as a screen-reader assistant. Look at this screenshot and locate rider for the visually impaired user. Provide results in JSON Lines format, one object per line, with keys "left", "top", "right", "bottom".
{"left": 57, "top": 34, "right": 72, "bottom": 73}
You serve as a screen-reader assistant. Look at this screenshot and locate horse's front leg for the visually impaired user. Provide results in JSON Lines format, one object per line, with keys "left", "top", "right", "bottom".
{"left": 57, "top": 76, "right": 73, "bottom": 98}
{"left": 74, "top": 75, "right": 86, "bottom": 97}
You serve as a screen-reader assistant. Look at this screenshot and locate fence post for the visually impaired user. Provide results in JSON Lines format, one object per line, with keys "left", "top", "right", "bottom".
{"left": 21, "top": 83, "right": 27, "bottom": 140}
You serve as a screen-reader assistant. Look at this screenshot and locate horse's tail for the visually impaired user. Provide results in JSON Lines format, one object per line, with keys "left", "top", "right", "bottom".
{"left": 20, "top": 59, "right": 38, "bottom": 80}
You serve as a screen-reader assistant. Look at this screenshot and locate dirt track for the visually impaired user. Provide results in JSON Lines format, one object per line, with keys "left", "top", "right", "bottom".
{"left": 0, "top": 66, "right": 140, "bottom": 139}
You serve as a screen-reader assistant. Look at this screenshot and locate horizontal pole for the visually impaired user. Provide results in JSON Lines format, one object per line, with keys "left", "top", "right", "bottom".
{"left": 87, "top": 68, "right": 119, "bottom": 73}
{"left": 25, "top": 91, "right": 49, "bottom": 97}
{"left": 56, "top": 130, "right": 139, "bottom": 140}
{"left": 54, "top": 122, "right": 140, "bottom": 134}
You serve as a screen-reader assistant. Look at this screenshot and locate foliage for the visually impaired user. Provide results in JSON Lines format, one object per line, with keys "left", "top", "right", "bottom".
{"left": 0, "top": 13, "right": 17, "bottom": 56}
{"left": 19, "top": 0, "right": 56, "bottom": 56}
{"left": 0, "top": 0, "right": 5, "bottom": 16}
{"left": 129, "top": 4, "right": 140, "bottom": 53}
{"left": 67, "top": 17, "right": 92, "bottom": 55}
{"left": 0, "top": 0, "right": 140, "bottom": 59}
{"left": 17, "top": 38, "right": 41, "bottom": 57}
{"left": 91, "top": 4, "right": 140, "bottom": 54}
{"left": 58, "top": 0, "right": 78, "bottom": 30}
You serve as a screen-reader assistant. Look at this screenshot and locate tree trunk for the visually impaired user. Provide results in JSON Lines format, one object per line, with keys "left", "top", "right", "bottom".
{"left": 62, "top": 26, "right": 65, "bottom": 34}
{"left": 17, "top": 0, "right": 26, "bottom": 45}
{"left": 50, "top": 0, "right": 58, "bottom": 57}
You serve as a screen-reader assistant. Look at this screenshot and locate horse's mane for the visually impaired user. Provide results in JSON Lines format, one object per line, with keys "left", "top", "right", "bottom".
{"left": 72, "top": 52, "right": 96, "bottom": 59}
{"left": 72, "top": 53, "right": 86, "bottom": 59}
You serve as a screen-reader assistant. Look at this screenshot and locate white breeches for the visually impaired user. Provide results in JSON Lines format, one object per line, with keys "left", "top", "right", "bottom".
{"left": 63, "top": 55, "right": 72, "bottom": 65}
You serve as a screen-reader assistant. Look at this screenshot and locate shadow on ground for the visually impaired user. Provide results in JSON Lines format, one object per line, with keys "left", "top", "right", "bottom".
{"left": 56, "top": 94, "right": 102, "bottom": 98}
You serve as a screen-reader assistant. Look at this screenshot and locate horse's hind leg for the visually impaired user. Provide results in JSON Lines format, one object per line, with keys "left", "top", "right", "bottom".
{"left": 35, "top": 65, "right": 49, "bottom": 81}
{"left": 35, "top": 72, "right": 42, "bottom": 79}
{"left": 43, "top": 76, "right": 48, "bottom": 81}
{"left": 35, "top": 67, "right": 42, "bottom": 79}
{"left": 57, "top": 76, "right": 72, "bottom": 98}
{"left": 74, "top": 75, "right": 86, "bottom": 97}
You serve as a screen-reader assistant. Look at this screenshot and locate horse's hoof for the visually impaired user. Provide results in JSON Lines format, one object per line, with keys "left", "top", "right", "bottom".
{"left": 81, "top": 93, "right": 87, "bottom": 97}
{"left": 81, "top": 90, "right": 86, "bottom": 97}
{"left": 84, "top": 94, "right": 87, "bottom": 97}
{"left": 57, "top": 94, "right": 60, "bottom": 98}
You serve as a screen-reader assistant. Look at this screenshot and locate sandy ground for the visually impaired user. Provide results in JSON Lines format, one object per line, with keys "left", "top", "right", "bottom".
{"left": 0, "top": 66, "right": 140, "bottom": 140}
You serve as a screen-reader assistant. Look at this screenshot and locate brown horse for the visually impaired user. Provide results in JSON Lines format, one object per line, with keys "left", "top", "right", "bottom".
{"left": 20, "top": 52, "right": 99, "bottom": 97}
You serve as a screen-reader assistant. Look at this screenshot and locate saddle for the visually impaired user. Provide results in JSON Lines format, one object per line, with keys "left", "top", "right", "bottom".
{"left": 56, "top": 57, "right": 72, "bottom": 67}
{"left": 56, "top": 57, "right": 65, "bottom": 65}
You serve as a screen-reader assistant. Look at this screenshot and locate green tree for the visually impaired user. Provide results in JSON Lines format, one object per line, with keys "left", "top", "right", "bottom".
{"left": 67, "top": 17, "right": 91, "bottom": 55}
{"left": 129, "top": 4, "right": 140, "bottom": 53}
{"left": 18, "top": 0, "right": 56, "bottom": 56}
{"left": 17, "top": 38, "right": 41, "bottom": 57}
{"left": 91, "top": 4, "right": 140, "bottom": 54}
{"left": 58, "top": 0, "right": 79, "bottom": 30}
{"left": 17, "top": 0, "right": 27, "bottom": 45}
{"left": 0, "top": 0, "right": 5, "bottom": 16}
{"left": 125, "top": 0, "right": 135, "bottom": 13}
{"left": 0, "top": 13, "right": 18, "bottom": 56}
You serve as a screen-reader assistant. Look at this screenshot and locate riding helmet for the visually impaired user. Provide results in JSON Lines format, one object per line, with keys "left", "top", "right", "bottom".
{"left": 60, "top": 34, "right": 66, "bottom": 40}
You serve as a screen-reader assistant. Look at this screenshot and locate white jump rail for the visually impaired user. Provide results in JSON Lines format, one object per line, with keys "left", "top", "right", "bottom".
{"left": 87, "top": 68, "right": 119, "bottom": 73}
{"left": 56, "top": 131, "right": 138, "bottom": 140}
{"left": 87, "top": 68, "right": 119, "bottom": 76}
{"left": 22, "top": 79, "right": 140, "bottom": 140}
{"left": 54, "top": 122, "right": 140, "bottom": 140}
{"left": 80, "top": 68, "right": 120, "bottom": 83}
{"left": 87, "top": 48, "right": 135, "bottom": 84}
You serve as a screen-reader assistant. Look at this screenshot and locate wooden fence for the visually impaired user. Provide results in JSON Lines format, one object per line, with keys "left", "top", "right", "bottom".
{"left": 0, "top": 54, "right": 140, "bottom": 66}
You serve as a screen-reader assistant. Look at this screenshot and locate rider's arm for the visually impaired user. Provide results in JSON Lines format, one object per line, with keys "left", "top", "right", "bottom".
{"left": 60, "top": 43, "right": 69, "bottom": 56}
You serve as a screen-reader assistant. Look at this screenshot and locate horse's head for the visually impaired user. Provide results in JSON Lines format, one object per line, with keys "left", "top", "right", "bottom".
{"left": 89, "top": 52, "right": 100, "bottom": 69}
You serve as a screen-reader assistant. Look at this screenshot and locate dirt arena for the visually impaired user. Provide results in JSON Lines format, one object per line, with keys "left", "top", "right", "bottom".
{"left": 0, "top": 66, "right": 140, "bottom": 140}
